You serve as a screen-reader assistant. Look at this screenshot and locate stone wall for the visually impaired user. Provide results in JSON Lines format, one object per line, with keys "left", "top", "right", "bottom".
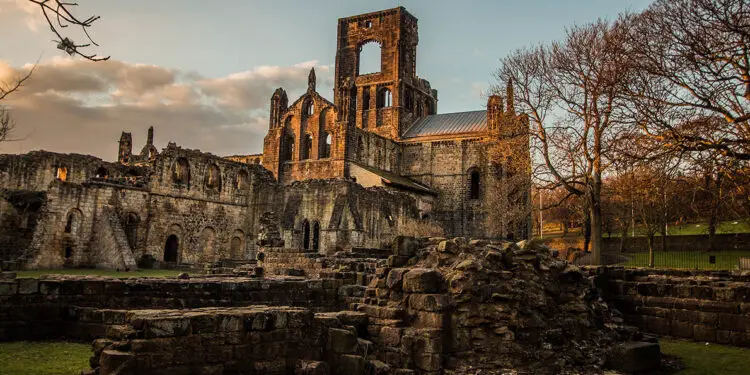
{"left": 401, "top": 138, "right": 530, "bottom": 240}
{"left": 0, "top": 190, "right": 44, "bottom": 265}
{"left": 281, "top": 180, "right": 421, "bottom": 253}
{"left": 88, "top": 307, "right": 377, "bottom": 375}
{"left": 595, "top": 267, "right": 750, "bottom": 347}
{"left": 0, "top": 275, "right": 347, "bottom": 341}
{"left": 350, "top": 238, "right": 657, "bottom": 374}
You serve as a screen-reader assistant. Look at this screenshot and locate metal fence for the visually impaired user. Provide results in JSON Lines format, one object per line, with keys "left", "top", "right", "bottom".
{"left": 618, "top": 251, "right": 750, "bottom": 271}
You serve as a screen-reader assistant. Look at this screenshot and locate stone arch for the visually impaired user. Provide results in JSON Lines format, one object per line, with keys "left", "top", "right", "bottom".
{"left": 230, "top": 229, "right": 245, "bottom": 259}
{"left": 358, "top": 40, "right": 382, "bottom": 75}
{"left": 377, "top": 87, "right": 392, "bottom": 108}
{"left": 301, "top": 219, "right": 311, "bottom": 251}
{"left": 95, "top": 166, "right": 108, "bottom": 178}
{"left": 164, "top": 234, "right": 179, "bottom": 263}
{"left": 235, "top": 169, "right": 249, "bottom": 190}
{"left": 205, "top": 163, "right": 222, "bottom": 191}
{"left": 468, "top": 167, "right": 481, "bottom": 200}
{"left": 362, "top": 86, "right": 371, "bottom": 111}
{"left": 281, "top": 127, "right": 295, "bottom": 163}
{"left": 64, "top": 208, "right": 83, "bottom": 235}
{"left": 172, "top": 158, "right": 191, "bottom": 185}
{"left": 319, "top": 108, "right": 331, "bottom": 159}
{"left": 124, "top": 212, "right": 140, "bottom": 249}
{"left": 301, "top": 133, "right": 313, "bottom": 160}
{"left": 302, "top": 97, "right": 315, "bottom": 118}
{"left": 56, "top": 166, "right": 68, "bottom": 181}
{"left": 312, "top": 221, "right": 320, "bottom": 252}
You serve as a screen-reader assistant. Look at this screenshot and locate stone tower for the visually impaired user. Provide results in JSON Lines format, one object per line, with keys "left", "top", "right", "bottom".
{"left": 333, "top": 7, "right": 438, "bottom": 140}
{"left": 269, "top": 88, "right": 288, "bottom": 130}
{"left": 118, "top": 132, "right": 132, "bottom": 164}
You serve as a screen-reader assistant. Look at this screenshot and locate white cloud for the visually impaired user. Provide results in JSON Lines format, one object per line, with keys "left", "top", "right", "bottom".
{"left": 0, "top": 58, "right": 334, "bottom": 159}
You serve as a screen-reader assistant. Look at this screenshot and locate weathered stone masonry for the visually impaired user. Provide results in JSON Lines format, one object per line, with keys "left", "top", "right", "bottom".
{"left": 594, "top": 267, "right": 750, "bottom": 347}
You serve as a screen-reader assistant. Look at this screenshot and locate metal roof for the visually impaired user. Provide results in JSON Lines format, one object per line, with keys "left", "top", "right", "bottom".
{"left": 402, "top": 110, "right": 487, "bottom": 139}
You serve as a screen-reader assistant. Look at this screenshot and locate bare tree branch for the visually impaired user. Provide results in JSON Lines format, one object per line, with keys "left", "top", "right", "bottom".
{"left": 28, "top": 0, "right": 109, "bottom": 61}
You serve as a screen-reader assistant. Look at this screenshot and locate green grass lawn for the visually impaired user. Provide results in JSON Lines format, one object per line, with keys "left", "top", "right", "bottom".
{"left": 604, "top": 219, "right": 750, "bottom": 238}
{"left": 661, "top": 339, "right": 750, "bottom": 375}
{"left": 622, "top": 251, "right": 750, "bottom": 270}
{"left": 0, "top": 341, "right": 91, "bottom": 375}
{"left": 15, "top": 268, "right": 184, "bottom": 278}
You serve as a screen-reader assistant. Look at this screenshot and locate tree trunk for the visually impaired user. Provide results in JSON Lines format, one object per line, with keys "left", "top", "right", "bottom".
{"left": 619, "top": 222, "right": 629, "bottom": 253}
{"left": 659, "top": 226, "right": 667, "bottom": 253}
{"left": 708, "top": 214, "right": 717, "bottom": 252}
{"left": 647, "top": 234, "right": 655, "bottom": 268}
{"left": 590, "top": 191, "right": 603, "bottom": 266}
{"left": 583, "top": 210, "right": 591, "bottom": 253}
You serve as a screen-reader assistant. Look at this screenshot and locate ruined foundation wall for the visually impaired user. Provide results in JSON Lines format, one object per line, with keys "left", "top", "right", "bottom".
{"left": 595, "top": 267, "right": 750, "bottom": 347}
{"left": 0, "top": 276, "right": 346, "bottom": 341}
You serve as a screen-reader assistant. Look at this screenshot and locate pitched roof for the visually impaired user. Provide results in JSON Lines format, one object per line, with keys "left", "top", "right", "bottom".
{"left": 402, "top": 110, "right": 487, "bottom": 139}
{"left": 353, "top": 162, "right": 436, "bottom": 195}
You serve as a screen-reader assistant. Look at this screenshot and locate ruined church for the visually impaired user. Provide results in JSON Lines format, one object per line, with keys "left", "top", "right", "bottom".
{"left": 0, "top": 7, "right": 530, "bottom": 270}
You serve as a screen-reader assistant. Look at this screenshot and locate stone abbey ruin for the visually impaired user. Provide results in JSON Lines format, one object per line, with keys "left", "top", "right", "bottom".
{"left": 5, "top": 6, "right": 750, "bottom": 375}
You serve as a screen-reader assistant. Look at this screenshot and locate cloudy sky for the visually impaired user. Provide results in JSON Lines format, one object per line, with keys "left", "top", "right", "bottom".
{"left": 0, "top": 0, "right": 652, "bottom": 160}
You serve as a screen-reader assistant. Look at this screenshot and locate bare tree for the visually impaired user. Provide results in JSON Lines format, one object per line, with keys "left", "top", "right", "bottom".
{"left": 625, "top": 0, "right": 749, "bottom": 161}
{"left": 0, "top": 66, "right": 35, "bottom": 143}
{"left": 28, "top": 0, "right": 109, "bottom": 61}
{"left": 493, "top": 20, "right": 633, "bottom": 264}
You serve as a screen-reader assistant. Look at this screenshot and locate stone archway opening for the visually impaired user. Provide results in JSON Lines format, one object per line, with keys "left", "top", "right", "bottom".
{"left": 164, "top": 235, "right": 179, "bottom": 263}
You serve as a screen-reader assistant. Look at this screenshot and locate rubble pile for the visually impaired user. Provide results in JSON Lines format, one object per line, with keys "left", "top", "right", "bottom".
{"left": 357, "top": 237, "right": 660, "bottom": 375}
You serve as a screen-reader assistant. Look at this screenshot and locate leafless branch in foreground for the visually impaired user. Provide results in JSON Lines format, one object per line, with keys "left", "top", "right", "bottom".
{"left": 28, "top": 0, "right": 109, "bottom": 61}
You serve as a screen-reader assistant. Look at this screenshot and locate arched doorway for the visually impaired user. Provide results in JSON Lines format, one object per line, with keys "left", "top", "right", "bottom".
{"left": 302, "top": 220, "right": 311, "bottom": 251}
{"left": 124, "top": 213, "right": 139, "bottom": 249}
{"left": 164, "top": 235, "right": 179, "bottom": 263}
{"left": 312, "top": 221, "right": 320, "bottom": 252}
{"left": 230, "top": 236, "right": 243, "bottom": 259}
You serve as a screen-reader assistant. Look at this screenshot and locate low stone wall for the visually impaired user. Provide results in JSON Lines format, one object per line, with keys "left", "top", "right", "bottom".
{"left": 594, "top": 267, "right": 750, "bottom": 347}
{"left": 262, "top": 247, "right": 384, "bottom": 281}
{"left": 0, "top": 275, "right": 345, "bottom": 341}
{"left": 88, "top": 307, "right": 376, "bottom": 375}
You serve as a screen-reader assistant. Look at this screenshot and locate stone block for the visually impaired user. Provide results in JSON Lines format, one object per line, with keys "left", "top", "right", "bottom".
{"left": 386, "top": 268, "right": 408, "bottom": 291}
{"left": 380, "top": 326, "right": 403, "bottom": 346}
{"left": 671, "top": 320, "right": 694, "bottom": 339}
{"left": 365, "top": 360, "right": 391, "bottom": 375}
{"left": 336, "top": 354, "right": 365, "bottom": 375}
{"left": 606, "top": 341, "right": 660, "bottom": 373}
{"left": 388, "top": 256, "right": 409, "bottom": 267}
{"left": 693, "top": 324, "right": 716, "bottom": 342}
{"left": 408, "top": 294, "right": 448, "bottom": 312}
{"left": 0, "top": 282, "right": 17, "bottom": 295}
{"left": 99, "top": 350, "right": 136, "bottom": 374}
{"left": 328, "top": 328, "right": 358, "bottom": 354}
{"left": 393, "top": 236, "right": 419, "bottom": 257}
{"left": 403, "top": 269, "right": 443, "bottom": 293}
{"left": 17, "top": 278, "right": 38, "bottom": 294}
{"left": 295, "top": 360, "right": 330, "bottom": 375}
{"left": 413, "top": 311, "right": 445, "bottom": 329}
{"left": 143, "top": 317, "right": 191, "bottom": 338}
{"left": 413, "top": 352, "right": 442, "bottom": 372}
